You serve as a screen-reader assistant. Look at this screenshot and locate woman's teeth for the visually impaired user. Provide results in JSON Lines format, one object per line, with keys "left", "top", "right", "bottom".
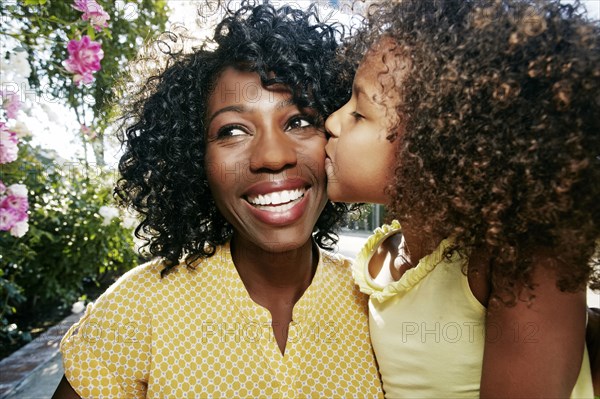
{"left": 247, "top": 189, "right": 305, "bottom": 211}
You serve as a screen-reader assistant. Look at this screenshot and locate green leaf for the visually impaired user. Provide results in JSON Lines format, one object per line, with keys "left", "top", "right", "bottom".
{"left": 87, "top": 25, "right": 95, "bottom": 40}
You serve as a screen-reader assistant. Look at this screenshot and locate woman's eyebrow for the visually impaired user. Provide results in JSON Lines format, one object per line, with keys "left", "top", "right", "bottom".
{"left": 275, "top": 98, "right": 295, "bottom": 110}
{"left": 207, "top": 105, "right": 245, "bottom": 125}
{"left": 208, "top": 99, "right": 298, "bottom": 126}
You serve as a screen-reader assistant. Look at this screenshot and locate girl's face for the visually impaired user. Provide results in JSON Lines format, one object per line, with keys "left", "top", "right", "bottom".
{"left": 325, "top": 38, "right": 403, "bottom": 204}
{"left": 204, "top": 68, "right": 328, "bottom": 253}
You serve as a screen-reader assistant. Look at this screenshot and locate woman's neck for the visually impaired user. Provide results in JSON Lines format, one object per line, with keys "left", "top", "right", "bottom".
{"left": 230, "top": 234, "right": 318, "bottom": 355}
{"left": 230, "top": 234, "right": 317, "bottom": 306}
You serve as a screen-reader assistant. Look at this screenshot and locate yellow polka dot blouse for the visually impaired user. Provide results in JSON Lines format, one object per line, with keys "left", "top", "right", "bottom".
{"left": 60, "top": 242, "right": 384, "bottom": 398}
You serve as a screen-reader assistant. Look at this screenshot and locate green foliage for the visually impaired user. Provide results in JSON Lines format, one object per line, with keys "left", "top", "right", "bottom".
{"left": 0, "top": 0, "right": 169, "bottom": 356}
{"left": 0, "top": 140, "right": 139, "bottom": 356}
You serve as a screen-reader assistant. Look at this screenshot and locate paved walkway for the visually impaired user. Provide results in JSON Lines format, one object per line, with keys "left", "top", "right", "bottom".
{"left": 1, "top": 231, "right": 598, "bottom": 398}
{"left": 2, "top": 353, "right": 64, "bottom": 399}
{"left": 0, "top": 313, "right": 82, "bottom": 399}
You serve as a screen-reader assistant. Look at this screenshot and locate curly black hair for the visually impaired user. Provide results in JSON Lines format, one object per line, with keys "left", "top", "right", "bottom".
{"left": 347, "top": 0, "right": 600, "bottom": 299}
{"left": 115, "top": 1, "right": 353, "bottom": 274}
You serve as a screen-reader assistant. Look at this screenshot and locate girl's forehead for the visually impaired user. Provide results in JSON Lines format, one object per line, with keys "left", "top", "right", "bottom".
{"left": 357, "top": 44, "right": 403, "bottom": 89}
{"left": 359, "top": 37, "right": 401, "bottom": 75}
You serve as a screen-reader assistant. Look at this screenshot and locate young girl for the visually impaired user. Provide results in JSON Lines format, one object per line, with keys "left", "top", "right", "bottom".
{"left": 325, "top": 0, "right": 599, "bottom": 397}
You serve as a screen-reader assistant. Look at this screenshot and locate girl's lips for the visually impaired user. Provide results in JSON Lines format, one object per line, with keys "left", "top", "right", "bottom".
{"left": 324, "top": 157, "right": 335, "bottom": 178}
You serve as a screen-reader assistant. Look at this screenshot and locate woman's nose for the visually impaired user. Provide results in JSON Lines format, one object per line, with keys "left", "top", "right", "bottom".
{"left": 249, "top": 128, "right": 297, "bottom": 172}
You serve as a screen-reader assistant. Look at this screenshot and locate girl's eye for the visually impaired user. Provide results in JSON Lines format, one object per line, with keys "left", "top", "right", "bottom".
{"left": 216, "top": 125, "right": 249, "bottom": 138}
{"left": 285, "top": 116, "right": 314, "bottom": 131}
{"left": 350, "top": 111, "right": 364, "bottom": 122}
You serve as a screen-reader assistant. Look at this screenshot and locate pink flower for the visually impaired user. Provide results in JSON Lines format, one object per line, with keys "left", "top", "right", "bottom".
{"left": 2, "top": 93, "right": 21, "bottom": 119}
{"left": 10, "top": 220, "right": 29, "bottom": 238}
{"left": 63, "top": 36, "right": 104, "bottom": 86}
{"left": 1, "top": 195, "right": 29, "bottom": 214}
{"left": 0, "top": 121, "right": 19, "bottom": 164}
{"left": 0, "top": 208, "right": 29, "bottom": 237}
{"left": 0, "top": 183, "right": 28, "bottom": 237}
{"left": 72, "top": 0, "right": 110, "bottom": 31}
{"left": 0, "top": 180, "right": 5, "bottom": 195}
{"left": 0, "top": 207, "right": 20, "bottom": 230}
{"left": 1, "top": 183, "right": 29, "bottom": 214}
{"left": 80, "top": 124, "right": 97, "bottom": 140}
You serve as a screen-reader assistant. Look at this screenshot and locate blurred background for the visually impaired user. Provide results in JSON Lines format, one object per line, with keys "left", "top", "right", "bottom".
{"left": 0, "top": 0, "right": 598, "bottom": 378}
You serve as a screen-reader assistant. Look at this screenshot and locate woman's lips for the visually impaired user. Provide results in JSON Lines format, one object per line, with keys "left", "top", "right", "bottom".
{"left": 244, "top": 178, "right": 308, "bottom": 197}
{"left": 246, "top": 188, "right": 306, "bottom": 207}
{"left": 244, "top": 187, "right": 310, "bottom": 226}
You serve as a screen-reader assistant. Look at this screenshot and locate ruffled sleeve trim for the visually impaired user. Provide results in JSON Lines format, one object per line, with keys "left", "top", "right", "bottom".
{"left": 352, "top": 220, "right": 455, "bottom": 304}
{"left": 352, "top": 220, "right": 402, "bottom": 298}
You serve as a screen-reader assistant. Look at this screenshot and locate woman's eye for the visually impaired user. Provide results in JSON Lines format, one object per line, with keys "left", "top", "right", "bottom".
{"left": 285, "top": 116, "right": 313, "bottom": 131}
{"left": 217, "top": 125, "right": 248, "bottom": 138}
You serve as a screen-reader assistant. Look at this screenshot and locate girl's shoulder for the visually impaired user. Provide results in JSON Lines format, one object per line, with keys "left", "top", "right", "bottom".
{"left": 358, "top": 220, "right": 403, "bottom": 264}
{"left": 352, "top": 221, "right": 404, "bottom": 298}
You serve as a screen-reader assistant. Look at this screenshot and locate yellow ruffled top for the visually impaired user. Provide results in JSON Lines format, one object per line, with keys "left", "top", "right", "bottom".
{"left": 352, "top": 220, "right": 459, "bottom": 304}
{"left": 353, "top": 220, "right": 594, "bottom": 399}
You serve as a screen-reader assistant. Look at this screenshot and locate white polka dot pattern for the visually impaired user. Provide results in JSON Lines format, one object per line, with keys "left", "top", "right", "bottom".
{"left": 60, "top": 242, "right": 384, "bottom": 398}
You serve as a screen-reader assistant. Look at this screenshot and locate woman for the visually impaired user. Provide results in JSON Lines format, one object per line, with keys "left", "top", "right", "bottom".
{"left": 52, "top": 2, "right": 383, "bottom": 397}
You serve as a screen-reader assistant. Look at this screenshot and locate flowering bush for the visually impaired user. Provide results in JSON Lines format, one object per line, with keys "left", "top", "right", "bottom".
{"left": 1, "top": 0, "right": 169, "bottom": 166}
{"left": 0, "top": 140, "right": 139, "bottom": 356}
{"left": 0, "top": 0, "right": 168, "bottom": 358}
{"left": 63, "top": 35, "right": 105, "bottom": 86}
{"left": 1, "top": 50, "right": 30, "bottom": 237}
{"left": 66, "top": 0, "right": 109, "bottom": 85}
{"left": 72, "top": 0, "right": 110, "bottom": 31}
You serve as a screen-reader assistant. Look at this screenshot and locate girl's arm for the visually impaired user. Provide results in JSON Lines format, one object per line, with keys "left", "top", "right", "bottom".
{"left": 587, "top": 307, "right": 600, "bottom": 395}
{"left": 480, "top": 253, "right": 587, "bottom": 398}
{"left": 51, "top": 375, "right": 82, "bottom": 399}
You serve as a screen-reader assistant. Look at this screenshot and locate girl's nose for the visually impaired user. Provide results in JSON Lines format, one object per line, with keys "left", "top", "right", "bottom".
{"left": 325, "top": 107, "right": 342, "bottom": 139}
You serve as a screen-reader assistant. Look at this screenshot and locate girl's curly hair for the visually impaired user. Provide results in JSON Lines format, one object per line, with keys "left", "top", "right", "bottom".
{"left": 115, "top": 1, "right": 353, "bottom": 274}
{"left": 348, "top": 0, "right": 600, "bottom": 300}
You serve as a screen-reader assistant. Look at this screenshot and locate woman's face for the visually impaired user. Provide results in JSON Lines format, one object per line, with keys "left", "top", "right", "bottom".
{"left": 325, "top": 38, "right": 404, "bottom": 204}
{"left": 205, "top": 68, "right": 328, "bottom": 253}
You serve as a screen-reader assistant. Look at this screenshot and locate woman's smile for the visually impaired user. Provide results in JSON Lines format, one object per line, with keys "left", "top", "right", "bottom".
{"left": 204, "top": 68, "right": 328, "bottom": 252}
{"left": 243, "top": 178, "right": 311, "bottom": 225}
